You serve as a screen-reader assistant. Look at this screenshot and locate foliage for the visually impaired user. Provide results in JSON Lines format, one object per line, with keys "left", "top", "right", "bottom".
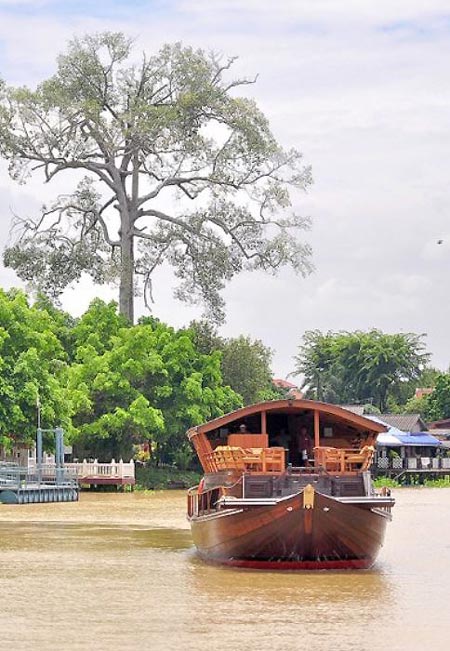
{"left": 423, "top": 477, "right": 450, "bottom": 488}
{"left": 1, "top": 32, "right": 312, "bottom": 323}
{"left": 220, "top": 335, "right": 276, "bottom": 405}
{"left": 0, "top": 289, "right": 72, "bottom": 443}
{"left": 187, "top": 319, "right": 222, "bottom": 355}
{"left": 389, "top": 366, "right": 442, "bottom": 410}
{"left": 68, "top": 302, "right": 241, "bottom": 460}
{"left": 426, "top": 373, "right": 450, "bottom": 421}
{"left": 135, "top": 465, "right": 201, "bottom": 490}
{"left": 403, "top": 395, "right": 431, "bottom": 418}
{"left": 294, "top": 329, "right": 430, "bottom": 411}
{"left": 373, "top": 477, "right": 401, "bottom": 489}
{"left": 187, "top": 321, "right": 281, "bottom": 405}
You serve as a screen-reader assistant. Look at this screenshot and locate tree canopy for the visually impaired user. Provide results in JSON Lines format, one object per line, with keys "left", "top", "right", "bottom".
{"left": 0, "top": 292, "right": 242, "bottom": 461}
{"left": 294, "top": 329, "right": 431, "bottom": 411}
{"left": 0, "top": 289, "right": 72, "bottom": 446}
{"left": 425, "top": 373, "right": 450, "bottom": 421}
{"left": 1, "top": 32, "right": 312, "bottom": 323}
{"left": 188, "top": 320, "right": 280, "bottom": 405}
{"left": 68, "top": 308, "right": 241, "bottom": 460}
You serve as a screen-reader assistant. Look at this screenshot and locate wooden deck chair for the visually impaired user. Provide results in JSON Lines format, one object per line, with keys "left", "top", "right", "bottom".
{"left": 242, "top": 447, "right": 264, "bottom": 471}
{"left": 213, "top": 446, "right": 246, "bottom": 471}
{"left": 314, "top": 447, "right": 344, "bottom": 472}
{"left": 262, "top": 447, "right": 285, "bottom": 473}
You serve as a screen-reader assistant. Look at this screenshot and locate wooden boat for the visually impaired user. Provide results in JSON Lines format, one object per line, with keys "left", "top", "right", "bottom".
{"left": 187, "top": 399, "right": 395, "bottom": 569}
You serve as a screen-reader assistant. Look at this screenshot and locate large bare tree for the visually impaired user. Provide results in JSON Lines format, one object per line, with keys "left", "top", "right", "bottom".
{"left": 0, "top": 33, "right": 312, "bottom": 323}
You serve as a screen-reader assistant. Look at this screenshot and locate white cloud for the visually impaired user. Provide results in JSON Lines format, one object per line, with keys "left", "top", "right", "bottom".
{"left": 0, "top": 0, "right": 449, "bottom": 376}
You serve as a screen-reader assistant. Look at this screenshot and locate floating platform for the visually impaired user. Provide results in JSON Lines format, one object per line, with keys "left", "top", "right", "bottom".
{"left": 0, "top": 483, "right": 79, "bottom": 504}
{"left": 0, "top": 463, "right": 79, "bottom": 504}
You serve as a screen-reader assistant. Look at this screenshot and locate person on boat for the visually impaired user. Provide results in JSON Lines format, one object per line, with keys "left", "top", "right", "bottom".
{"left": 239, "top": 423, "right": 248, "bottom": 433}
{"left": 297, "top": 426, "right": 312, "bottom": 466}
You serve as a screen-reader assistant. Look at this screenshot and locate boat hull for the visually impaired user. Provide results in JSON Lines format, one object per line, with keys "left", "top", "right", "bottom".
{"left": 189, "top": 490, "right": 392, "bottom": 569}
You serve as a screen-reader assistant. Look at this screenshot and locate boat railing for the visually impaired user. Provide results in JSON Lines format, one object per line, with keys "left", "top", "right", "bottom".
{"left": 313, "top": 446, "right": 375, "bottom": 474}
{"left": 187, "top": 485, "right": 222, "bottom": 517}
{"left": 211, "top": 445, "right": 285, "bottom": 474}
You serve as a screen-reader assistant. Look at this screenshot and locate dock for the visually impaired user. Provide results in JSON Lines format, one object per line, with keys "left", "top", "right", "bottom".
{"left": 28, "top": 459, "right": 136, "bottom": 489}
{"left": 0, "top": 464, "right": 79, "bottom": 504}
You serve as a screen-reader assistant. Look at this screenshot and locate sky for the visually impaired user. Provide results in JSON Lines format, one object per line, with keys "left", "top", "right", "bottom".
{"left": 0, "top": 0, "right": 449, "bottom": 379}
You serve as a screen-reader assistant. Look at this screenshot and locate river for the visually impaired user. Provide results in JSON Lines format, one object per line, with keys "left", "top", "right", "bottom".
{"left": 0, "top": 488, "right": 449, "bottom": 651}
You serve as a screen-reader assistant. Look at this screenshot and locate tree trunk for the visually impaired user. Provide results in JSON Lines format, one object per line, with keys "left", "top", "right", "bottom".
{"left": 119, "top": 224, "right": 134, "bottom": 323}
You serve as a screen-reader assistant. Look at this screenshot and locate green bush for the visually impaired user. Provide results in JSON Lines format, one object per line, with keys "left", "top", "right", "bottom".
{"left": 135, "top": 465, "right": 201, "bottom": 490}
{"left": 374, "top": 477, "right": 401, "bottom": 488}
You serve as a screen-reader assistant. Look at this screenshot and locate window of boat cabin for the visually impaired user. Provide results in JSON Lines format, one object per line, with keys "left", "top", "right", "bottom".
{"left": 317, "top": 416, "right": 370, "bottom": 448}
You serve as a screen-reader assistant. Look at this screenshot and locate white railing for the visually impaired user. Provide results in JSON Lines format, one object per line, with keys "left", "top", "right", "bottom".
{"left": 377, "top": 456, "right": 450, "bottom": 471}
{"left": 28, "top": 458, "right": 135, "bottom": 480}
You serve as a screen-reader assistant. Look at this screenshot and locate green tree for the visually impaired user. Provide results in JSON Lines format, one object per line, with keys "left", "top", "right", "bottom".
{"left": 390, "top": 366, "right": 442, "bottom": 410}
{"left": 0, "top": 289, "right": 71, "bottom": 444}
{"left": 68, "top": 302, "right": 241, "bottom": 460}
{"left": 187, "top": 321, "right": 282, "bottom": 404}
{"left": 426, "top": 373, "right": 450, "bottom": 421}
{"left": 1, "top": 33, "right": 312, "bottom": 324}
{"left": 187, "top": 319, "right": 223, "bottom": 355}
{"left": 294, "top": 329, "right": 430, "bottom": 411}
{"left": 220, "top": 335, "right": 276, "bottom": 405}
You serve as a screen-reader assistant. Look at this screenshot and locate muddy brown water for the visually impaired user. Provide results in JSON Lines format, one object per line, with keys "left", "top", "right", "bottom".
{"left": 0, "top": 489, "right": 449, "bottom": 651}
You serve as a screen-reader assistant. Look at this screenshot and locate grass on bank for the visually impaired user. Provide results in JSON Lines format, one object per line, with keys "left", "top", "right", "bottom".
{"left": 135, "top": 465, "right": 201, "bottom": 490}
{"left": 374, "top": 476, "right": 450, "bottom": 488}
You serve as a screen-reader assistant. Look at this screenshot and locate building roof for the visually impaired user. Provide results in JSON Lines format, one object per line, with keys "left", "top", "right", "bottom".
{"left": 272, "top": 378, "right": 303, "bottom": 399}
{"left": 415, "top": 387, "right": 434, "bottom": 399}
{"left": 341, "top": 405, "right": 365, "bottom": 416}
{"left": 273, "top": 378, "right": 298, "bottom": 389}
{"left": 378, "top": 414, "right": 427, "bottom": 432}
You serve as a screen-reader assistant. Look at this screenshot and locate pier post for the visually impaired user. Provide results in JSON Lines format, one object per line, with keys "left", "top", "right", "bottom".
{"left": 55, "top": 427, "right": 64, "bottom": 485}
{"left": 36, "top": 427, "right": 43, "bottom": 485}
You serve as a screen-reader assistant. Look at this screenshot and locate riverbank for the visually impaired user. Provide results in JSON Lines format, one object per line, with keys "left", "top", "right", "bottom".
{"left": 374, "top": 476, "right": 450, "bottom": 488}
{"left": 135, "top": 465, "right": 201, "bottom": 490}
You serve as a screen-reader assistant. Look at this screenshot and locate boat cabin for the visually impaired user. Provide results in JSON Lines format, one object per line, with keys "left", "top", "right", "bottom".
{"left": 187, "top": 399, "right": 386, "bottom": 478}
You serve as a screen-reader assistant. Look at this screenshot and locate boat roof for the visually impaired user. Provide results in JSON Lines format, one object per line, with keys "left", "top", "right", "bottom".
{"left": 187, "top": 399, "right": 387, "bottom": 440}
